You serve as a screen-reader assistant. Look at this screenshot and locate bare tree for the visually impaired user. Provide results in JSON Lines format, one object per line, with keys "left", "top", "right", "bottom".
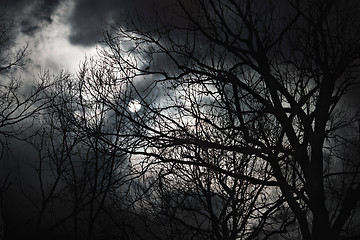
{"left": 15, "top": 63, "right": 148, "bottom": 240}
{"left": 0, "top": 8, "right": 27, "bottom": 75}
{"left": 0, "top": 8, "right": 61, "bottom": 240}
{"left": 68, "top": 0, "right": 360, "bottom": 240}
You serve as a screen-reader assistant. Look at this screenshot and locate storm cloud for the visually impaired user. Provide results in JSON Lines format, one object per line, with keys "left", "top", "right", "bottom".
{"left": 2, "top": 0, "right": 61, "bottom": 35}
{"left": 67, "top": 0, "right": 181, "bottom": 46}
{"left": 3, "top": 0, "right": 178, "bottom": 47}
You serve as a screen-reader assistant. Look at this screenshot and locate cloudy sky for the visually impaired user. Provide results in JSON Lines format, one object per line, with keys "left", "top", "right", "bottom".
{"left": 4, "top": 0, "right": 359, "bottom": 107}
{"left": 3, "top": 0, "right": 173, "bottom": 74}
{"left": 1, "top": 1, "right": 360, "bottom": 238}
{"left": 1, "top": 1, "right": 177, "bottom": 234}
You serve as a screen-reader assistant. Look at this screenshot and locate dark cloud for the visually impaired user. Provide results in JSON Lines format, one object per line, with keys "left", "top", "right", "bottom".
{"left": 2, "top": 0, "right": 61, "bottom": 35}
{"left": 1, "top": 0, "right": 28, "bottom": 10}
{"left": 2, "top": 0, "right": 189, "bottom": 47}
{"left": 67, "top": 0, "right": 178, "bottom": 46}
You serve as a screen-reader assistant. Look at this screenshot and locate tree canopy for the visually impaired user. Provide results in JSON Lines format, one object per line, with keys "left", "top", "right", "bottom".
{"left": 77, "top": 0, "right": 360, "bottom": 239}
{"left": 1, "top": 1, "right": 360, "bottom": 240}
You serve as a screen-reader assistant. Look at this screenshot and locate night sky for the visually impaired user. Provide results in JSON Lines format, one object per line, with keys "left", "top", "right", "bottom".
{"left": 1, "top": 0, "right": 174, "bottom": 238}
{"left": 3, "top": 0, "right": 359, "bottom": 107}
{"left": 2, "top": 0, "right": 175, "bottom": 73}
{"left": 1, "top": 1, "right": 360, "bottom": 240}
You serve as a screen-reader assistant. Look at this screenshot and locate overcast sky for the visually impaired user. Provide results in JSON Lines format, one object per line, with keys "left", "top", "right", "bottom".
{"left": 1, "top": 0, "right": 359, "bottom": 127}
{"left": 3, "top": 0, "right": 173, "bottom": 74}
{"left": 1, "top": 1, "right": 174, "bottom": 233}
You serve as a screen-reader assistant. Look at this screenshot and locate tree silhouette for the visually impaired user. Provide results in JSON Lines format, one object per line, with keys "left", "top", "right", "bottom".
{"left": 12, "top": 61, "right": 151, "bottom": 240}
{"left": 0, "top": 8, "right": 60, "bottom": 239}
{"left": 72, "top": 0, "right": 360, "bottom": 239}
{"left": 9, "top": 0, "right": 359, "bottom": 239}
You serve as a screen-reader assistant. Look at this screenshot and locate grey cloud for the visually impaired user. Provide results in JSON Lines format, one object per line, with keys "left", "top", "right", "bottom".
{"left": 3, "top": 0, "right": 191, "bottom": 47}
{"left": 67, "top": 0, "right": 181, "bottom": 46}
{"left": 2, "top": 0, "right": 62, "bottom": 35}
